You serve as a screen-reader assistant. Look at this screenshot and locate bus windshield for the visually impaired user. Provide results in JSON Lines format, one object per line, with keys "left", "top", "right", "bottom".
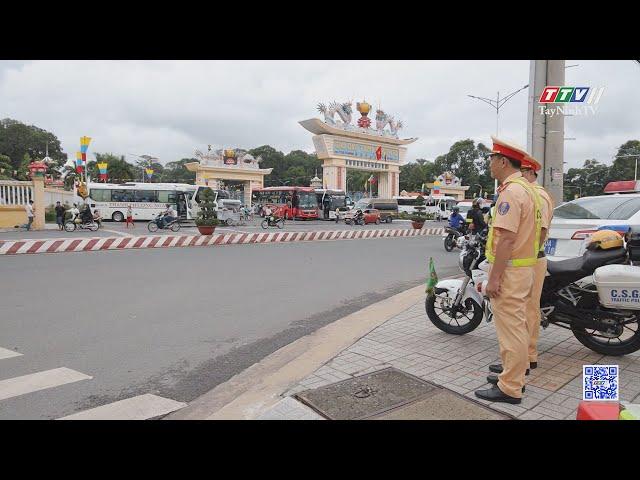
{"left": 297, "top": 191, "right": 318, "bottom": 209}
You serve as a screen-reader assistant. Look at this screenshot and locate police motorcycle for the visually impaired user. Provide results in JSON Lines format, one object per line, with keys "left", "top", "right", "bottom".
{"left": 426, "top": 226, "right": 640, "bottom": 356}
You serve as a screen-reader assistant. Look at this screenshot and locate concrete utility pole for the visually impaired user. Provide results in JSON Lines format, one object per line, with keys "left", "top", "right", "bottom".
{"left": 526, "top": 60, "right": 565, "bottom": 205}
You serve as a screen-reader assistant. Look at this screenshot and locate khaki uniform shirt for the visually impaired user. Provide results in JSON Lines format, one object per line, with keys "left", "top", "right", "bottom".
{"left": 490, "top": 172, "right": 538, "bottom": 261}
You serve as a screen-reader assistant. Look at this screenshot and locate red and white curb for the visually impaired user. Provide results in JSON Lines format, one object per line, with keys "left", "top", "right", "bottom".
{"left": 0, "top": 227, "right": 445, "bottom": 256}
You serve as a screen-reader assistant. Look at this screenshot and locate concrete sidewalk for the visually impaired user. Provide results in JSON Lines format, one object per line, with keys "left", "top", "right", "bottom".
{"left": 216, "top": 292, "right": 640, "bottom": 420}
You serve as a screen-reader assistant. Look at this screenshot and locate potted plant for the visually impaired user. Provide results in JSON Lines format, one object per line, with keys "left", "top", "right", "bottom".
{"left": 195, "top": 187, "right": 220, "bottom": 235}
{"left": 410, "top": 195, "right": 428, "bottom": 229}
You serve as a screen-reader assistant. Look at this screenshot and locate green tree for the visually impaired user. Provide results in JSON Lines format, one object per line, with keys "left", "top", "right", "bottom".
{"left": 434, "top": 139, "right": 482, "bottom": 194}
{"left": 160, "top": 158, "right": 197, "bottom": 183}
{"left": 249, "top": 145, "right": 286, "bottom": 186}
{"left": 0, "top": 154, "right": 13, "bottom": 179}
{"left": 0, "top": 118, "right": 67, "bottom": 175}
{"left": 606, "top": 140, "right": 640, "bottom": 183}
{"left": 563, "top": 158, "right": 610, "bottom": 201}
{"left": 94, "top": 153, "right": 135, "bottom": 183}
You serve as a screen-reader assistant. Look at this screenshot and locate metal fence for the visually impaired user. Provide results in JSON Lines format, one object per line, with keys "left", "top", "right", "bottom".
{"left": 0, "top": 181, "right": 34, "bottom": 206}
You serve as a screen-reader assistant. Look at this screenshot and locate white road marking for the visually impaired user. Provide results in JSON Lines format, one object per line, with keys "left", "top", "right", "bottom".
{"left": 101, "top": 229, "right": 133, "bottom": 237}
{"left": 0, "top": 368, "right": 92, "bottom": 401}
{"left": 58, "top": 394, "right": 187, "bottom": 420}
{"left": 0, "top": 347, "right": 22, "bottom": 361}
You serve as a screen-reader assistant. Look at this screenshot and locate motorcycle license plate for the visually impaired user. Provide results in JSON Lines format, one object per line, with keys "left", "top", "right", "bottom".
{"left": 544, "top": 238, "right": 557, "bottom": 256}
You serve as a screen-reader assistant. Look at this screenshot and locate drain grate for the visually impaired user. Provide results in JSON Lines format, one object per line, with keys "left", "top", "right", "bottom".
{"left": 295, "top": 368, "right": 439, "bottom": 420}
{"left": 295, "top": 367, "right": 512, "bottom": 420}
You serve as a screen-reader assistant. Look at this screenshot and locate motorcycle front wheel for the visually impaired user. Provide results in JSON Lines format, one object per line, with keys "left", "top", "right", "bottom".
{"left": 64, "top": 221, "right": 76, "bottom": 232}
{"left": 426, "top": 291, "right": 483, "bottom": 335}
{"left": 261, "top": 220, "right": 269, "bottom": 229}
{"left": 444, "top": 234, "right": 456, "bottom": 252}
{"left": 148, "top": 222, "right": 159, "bottom": 233}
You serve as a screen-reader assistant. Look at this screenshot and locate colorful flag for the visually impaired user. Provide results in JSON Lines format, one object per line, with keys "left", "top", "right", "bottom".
{"left": 426, "top": 257, "right": 438, "bottom": 295}
{"left": 98, "top": 162, "right": 108, "bottom": 182}
{"left": 375, "top": 146, "right": 382, "bottom": 160}
{"left": 145, "top": 168, "right": 154, "bottom": 179}
{"left": 75, "top": 151, "right": 84, "bottom": 173}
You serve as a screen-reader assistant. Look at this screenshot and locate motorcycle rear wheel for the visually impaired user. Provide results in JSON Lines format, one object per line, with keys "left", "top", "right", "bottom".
{"left": 426, "top": 291, "right": 483, "bottom": 335}
{"left": 572, "top": 315, "right": 640, "bottom": 356}
{"left": 170, "top": 222, "right": 181, "bottom": 232}
{"left": 89, "top": 223, "right": 99, "bottom": 232}
{"left": 277, "top": 219, "right": 284, "bottom": 229}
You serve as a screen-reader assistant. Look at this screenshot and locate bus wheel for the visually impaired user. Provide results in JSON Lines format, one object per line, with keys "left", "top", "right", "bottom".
{"left": 112, "top": 211, "right": 125, "bottom": 222}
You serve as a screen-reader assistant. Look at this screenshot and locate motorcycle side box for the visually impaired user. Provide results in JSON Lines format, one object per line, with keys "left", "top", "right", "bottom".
{"left": 593, "top": 264, "right": 640, "bottom": 310}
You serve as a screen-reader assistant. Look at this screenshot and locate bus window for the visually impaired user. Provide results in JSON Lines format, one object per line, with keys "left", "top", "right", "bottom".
{"left": 112, "top": 190, "right": 134, "bottom": 202}
{"left": 90, "top": 189, "right": 111, "bottom": 202}
{"left": 158, "top": 190, "right": 177, "bottom": 203}
{"left": 134, "top": 190, "right": 157, "bottom": 203}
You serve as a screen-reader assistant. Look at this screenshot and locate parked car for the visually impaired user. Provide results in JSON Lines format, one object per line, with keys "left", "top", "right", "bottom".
{"left": 546, "top": 193, "right": 640, "bottom": 260}
{"left": 353, "top": 198, "right": 398, "bottom": 223}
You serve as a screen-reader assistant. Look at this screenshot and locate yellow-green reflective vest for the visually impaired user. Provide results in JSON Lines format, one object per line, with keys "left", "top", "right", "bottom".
{"left": 485, "top": 177, "right": 543, "bottom": 267}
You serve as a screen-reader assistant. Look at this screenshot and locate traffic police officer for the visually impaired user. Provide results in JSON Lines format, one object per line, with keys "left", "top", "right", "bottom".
{"left": 487, "top": 155, "right": 553, "bottom": 379}
{"left": 475, "top": 137, "right": 543, "bottom": 404}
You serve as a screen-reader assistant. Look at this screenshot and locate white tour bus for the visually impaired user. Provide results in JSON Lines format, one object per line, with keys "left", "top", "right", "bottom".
{"left": 86, "top": 182, "right": 226, "bottom": 222}
{"left": 393, "top": 195, "right": 422, "bottom": 214}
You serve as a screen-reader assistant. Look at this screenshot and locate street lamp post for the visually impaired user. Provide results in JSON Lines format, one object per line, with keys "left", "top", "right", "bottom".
{"left": 468, "top": 84, "right": 529, "bottom": 195}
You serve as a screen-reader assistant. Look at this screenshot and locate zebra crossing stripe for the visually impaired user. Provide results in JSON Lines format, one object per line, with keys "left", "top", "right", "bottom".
{"left": 0, "top": 347, "right": 22, "bottom": 360}
{"left": 58, "top": 394, "right": 186, "bottom": 420}
{"left": 0, "top": 367, "right": 92, "bottom": 401}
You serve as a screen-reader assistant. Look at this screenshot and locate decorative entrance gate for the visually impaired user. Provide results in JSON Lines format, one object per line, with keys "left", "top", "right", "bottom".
{"left": 299, "top": 100, "right": 417, "bottom": 197}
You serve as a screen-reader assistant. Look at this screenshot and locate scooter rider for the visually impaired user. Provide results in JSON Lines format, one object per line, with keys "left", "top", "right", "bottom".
{"left": 161, "top": 203, "right": 177, "bottom": 228}
{"left": 448, "top": 206, "right": 466, "bottom": 232}
{"left": 467, "top": 198, "right": 487, "bottom": 233}
{"left": 474, "top": 136, "right": 543, "bottom": 405}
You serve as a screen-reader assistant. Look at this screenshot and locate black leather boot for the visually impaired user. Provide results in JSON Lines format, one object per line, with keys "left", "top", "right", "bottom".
{"left": 474, "top": 384, "right": 522, "bottom": 404}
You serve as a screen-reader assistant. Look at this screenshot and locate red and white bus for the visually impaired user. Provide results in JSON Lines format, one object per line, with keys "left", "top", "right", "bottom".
{"left": 251, "top": 186, "right": 319, "bottom": 220}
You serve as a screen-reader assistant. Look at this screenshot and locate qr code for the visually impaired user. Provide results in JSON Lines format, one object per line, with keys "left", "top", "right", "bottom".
{"left": 583, "top": 365, "right": 619, "bottom": 401}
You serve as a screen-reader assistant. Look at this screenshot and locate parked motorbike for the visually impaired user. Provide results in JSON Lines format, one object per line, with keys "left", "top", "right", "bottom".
{"left": 147, "top": 213, "right": 181, "bottom": 233}
{"left": 444, "top": 225, "right": 467, "bottom": 252}
{"left": 64, "top": 216, "right": 99, "bottom": 232}
{"left": 426, "top": 227, "right": 640, "bottom": 356}
{"left": 261, "top": 215, "right": 285, "bottom": 229}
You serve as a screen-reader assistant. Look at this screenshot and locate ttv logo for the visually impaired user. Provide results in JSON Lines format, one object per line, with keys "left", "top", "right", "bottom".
{"left": 539, "top": 86, "right": 604, "bottom": 104}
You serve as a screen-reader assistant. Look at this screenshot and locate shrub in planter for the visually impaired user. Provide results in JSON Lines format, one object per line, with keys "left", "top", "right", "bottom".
{"left": 195, "top": 187, "right": 220, "bottom": 235}
{"left": 410, "top": 195, "right": 427, "bottom": 229}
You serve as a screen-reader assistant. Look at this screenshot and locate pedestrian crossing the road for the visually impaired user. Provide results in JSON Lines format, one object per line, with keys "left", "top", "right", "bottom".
{"left": 0, "top": 345, "right": 186, "bottom": 419}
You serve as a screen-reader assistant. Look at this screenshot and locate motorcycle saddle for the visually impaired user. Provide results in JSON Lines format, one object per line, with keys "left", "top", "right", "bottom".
{"left": 547, "top": 247, "right": 627, "bottom": 277}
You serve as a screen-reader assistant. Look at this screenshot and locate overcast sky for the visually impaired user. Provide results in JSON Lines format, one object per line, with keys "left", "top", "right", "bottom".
{"left": 1, "top": 60, "right": 638, "bottom": 170}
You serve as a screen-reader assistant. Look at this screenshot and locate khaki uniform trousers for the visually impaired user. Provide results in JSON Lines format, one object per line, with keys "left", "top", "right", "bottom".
{"left": 491, "top": 265, "right": 534, "bottom": 398}
{"left": 527, "top": 257, "right": 547, "bottom": 364}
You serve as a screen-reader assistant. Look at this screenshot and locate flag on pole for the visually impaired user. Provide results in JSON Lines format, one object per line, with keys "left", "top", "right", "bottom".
{"left": 375, "top": 146, "right": 382, "bottom": 161}
{"left": 75, "top": 152, "right": 84, "bottom": 173}
{"left": 426, "top": 257, "right": 438, "bottom": 295}
{"left": 98, "top": 162, "right": 108, "bottom": 182}
{"left": 145, "top": 168, "right": 154, "bottom": 179}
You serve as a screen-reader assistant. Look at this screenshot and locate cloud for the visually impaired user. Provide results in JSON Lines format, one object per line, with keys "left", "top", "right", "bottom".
{"left": 0, "top": 60, "right": 637, "bottom": 171}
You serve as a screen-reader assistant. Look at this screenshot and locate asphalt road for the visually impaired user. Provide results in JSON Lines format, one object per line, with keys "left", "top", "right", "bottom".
{"left": 0, "top": 236, "right": 460, "bottom": 419}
